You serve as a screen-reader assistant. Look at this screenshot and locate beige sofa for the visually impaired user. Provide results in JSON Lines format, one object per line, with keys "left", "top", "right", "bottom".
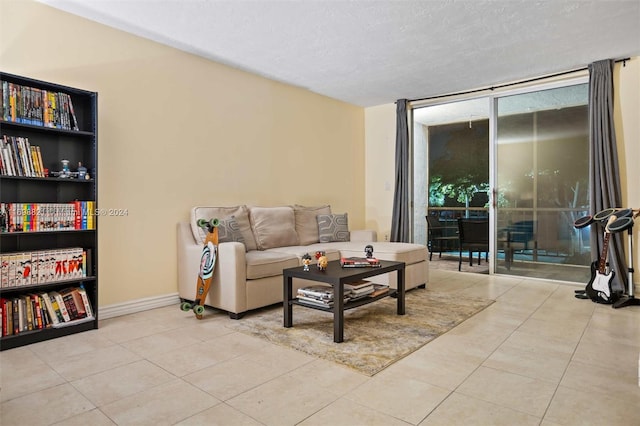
{"left": 177, "top": 205, "right": 428, "bottom": 318}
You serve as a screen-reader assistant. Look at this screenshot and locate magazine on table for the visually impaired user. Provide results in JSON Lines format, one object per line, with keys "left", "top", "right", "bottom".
{"left": 340, "top": 257, "right": 381, "bottom": 268}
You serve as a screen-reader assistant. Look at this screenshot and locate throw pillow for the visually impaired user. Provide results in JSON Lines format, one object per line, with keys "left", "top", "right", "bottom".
{"left": 317, "top": 213, "right": 350, "bottom": 243}
{"left": 196, "top": 216, "right": 246, "bottom": 248}
{"left": 249, "top": 206, "right": 300, "bottom": 250}
{"left": 190, "top": 205, "right": 257, "bottom": 251}
{"left": 293, "top": 204, "right": 332, "bottom": 245}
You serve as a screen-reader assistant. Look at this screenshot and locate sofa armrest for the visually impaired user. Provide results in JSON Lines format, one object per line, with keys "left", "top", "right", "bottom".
{"left": 350, "top": 229, "right": 378, "bottom": 242}
{"left": 177, "top": 222, "right": 248, "bottom": 313}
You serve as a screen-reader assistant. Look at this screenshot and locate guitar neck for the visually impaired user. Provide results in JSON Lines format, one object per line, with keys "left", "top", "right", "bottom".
{"left": 598, "top": 215, "right": 617, "bottom": 274}
{"left": 598, "top": 232, "right": 611, "bottom": 274}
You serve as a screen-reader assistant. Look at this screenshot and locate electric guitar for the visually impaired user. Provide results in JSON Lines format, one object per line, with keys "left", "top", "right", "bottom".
{"left": 585, "top": 215, "right": 618, "bottom": 304}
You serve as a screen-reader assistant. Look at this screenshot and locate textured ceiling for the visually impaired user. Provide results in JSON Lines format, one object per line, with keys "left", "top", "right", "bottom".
{"left": 37, "top": 0, "right": 640, "bottom": 107}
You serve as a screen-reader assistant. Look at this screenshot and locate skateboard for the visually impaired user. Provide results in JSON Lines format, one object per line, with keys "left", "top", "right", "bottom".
{"left": 180, "top": 218, "right": 219, "bottom": 318}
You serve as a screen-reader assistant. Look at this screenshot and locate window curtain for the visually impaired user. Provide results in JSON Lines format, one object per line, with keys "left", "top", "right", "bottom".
{"left": 391, "top": 99, "right": 410, "bottom": 242}
{"left": 588, "top": 59, "right": 627, "bottom": 293}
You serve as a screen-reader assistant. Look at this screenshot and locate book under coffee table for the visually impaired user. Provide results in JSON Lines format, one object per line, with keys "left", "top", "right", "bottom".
{"left": 283, "top": 260, "right": 405, "bottom": 343}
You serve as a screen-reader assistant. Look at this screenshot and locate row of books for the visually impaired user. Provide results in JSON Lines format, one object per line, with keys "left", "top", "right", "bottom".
{"left": 296, "top": 281, "right": 389, "bottom": 308}
{"left": 1, "top": 80, "right": 79, "bottom": 130}
{"left": 0, "top": 286, "right": 94, "bottom": 337}
{"left": 340, "top": 257, "right": 382, "bottom": 268}
{"left": 0, "top": 201, "right": 96, "bottom": 232}
{"left": 1, "top": 135, "right": 46, "bottom": 177}
{"left": 1, "top": 248, "right": 88, "bottom": 288}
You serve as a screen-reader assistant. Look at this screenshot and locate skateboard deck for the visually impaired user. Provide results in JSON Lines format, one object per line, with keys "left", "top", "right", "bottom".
{"left": 181, "top": 218, "right": 219, "bottom": 319}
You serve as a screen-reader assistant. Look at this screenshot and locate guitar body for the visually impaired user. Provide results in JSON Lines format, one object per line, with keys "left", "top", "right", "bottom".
{"left": 585, "top": 261, "right": 617, "bottom": 304}
{"left": 582, "top": 214, "right": 620, "bottom": 305}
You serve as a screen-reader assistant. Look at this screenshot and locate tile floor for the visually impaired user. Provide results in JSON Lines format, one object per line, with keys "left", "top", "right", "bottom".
{"left": 1, "top": 268, "right": 639, "bottom": 425}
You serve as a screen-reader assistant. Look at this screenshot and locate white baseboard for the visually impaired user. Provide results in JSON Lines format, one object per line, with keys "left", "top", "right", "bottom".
{"left": 98, "top": 293, "right": 181, "bottom": 320}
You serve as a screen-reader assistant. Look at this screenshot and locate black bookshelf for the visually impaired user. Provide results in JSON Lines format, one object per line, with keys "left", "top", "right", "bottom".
{"left": 1, "top": 72, "right": 98, "bottom": 350}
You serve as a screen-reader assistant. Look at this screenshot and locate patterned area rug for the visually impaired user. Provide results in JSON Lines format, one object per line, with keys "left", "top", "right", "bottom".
{"left": 226, "top": 289, "right": 494, "bottom": 376}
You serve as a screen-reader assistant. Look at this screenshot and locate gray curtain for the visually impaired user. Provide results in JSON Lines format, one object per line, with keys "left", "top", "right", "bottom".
{"left": 391, "top": 99, "right": 410, "bottom": 242}
{"left": 588, "top": 59, "right": 627, "bottom": 293}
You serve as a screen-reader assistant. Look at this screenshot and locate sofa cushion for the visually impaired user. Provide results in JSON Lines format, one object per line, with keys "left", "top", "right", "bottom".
{"left": 317, "top": 213, "right": 350, "bottom": 243}
{"left": 191, "top": 205, "right": 257, "bottom": 251}
{"left": 249, "top": 206, "right": 300, "bottom": 250}
{"left": 245, "top": 250, "right": 299, "bottom": 280}
{"left": 293, "top": 204, "right": 332, "bottom": 245}
{"left": 267, "top": 245, "right": 341, "bottom": 264}
{"left": 336, "top": 241, "right": 428, "bottom": 265}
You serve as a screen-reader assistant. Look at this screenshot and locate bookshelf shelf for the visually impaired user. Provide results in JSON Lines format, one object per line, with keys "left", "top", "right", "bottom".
{"left": 0, "top": 175, "right": 95, "bottom": 183}
{"left": 1, "top": 71, "right": 98, "bottom": 350}
{"left": 0, "top": 120, "right": 95, "bottom": 137}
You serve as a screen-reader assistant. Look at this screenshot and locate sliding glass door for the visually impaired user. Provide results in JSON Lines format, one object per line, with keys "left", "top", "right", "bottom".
{"left": 494, "top": 84, "right": 591, "bottom": 281}
{"left": 413, "top": 79, "right": 592, "bottom": 283}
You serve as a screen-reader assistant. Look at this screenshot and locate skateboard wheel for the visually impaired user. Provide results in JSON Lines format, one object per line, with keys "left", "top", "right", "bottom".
{"left": 194, "top": 305, "right": 205, "bottom": 315}
{"left": 197, "top": 218, "right": 220, "bottom": 230}
{"left": 180, "top": 302, "right": 192, "bottom": 312}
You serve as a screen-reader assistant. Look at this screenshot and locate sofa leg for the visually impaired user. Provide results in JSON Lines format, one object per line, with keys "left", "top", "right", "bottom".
{"left": 229, "top": 312, "right": 245, "bottom": 320}
{"left": 417, "top": 284, "right": 426, "bottom": 289}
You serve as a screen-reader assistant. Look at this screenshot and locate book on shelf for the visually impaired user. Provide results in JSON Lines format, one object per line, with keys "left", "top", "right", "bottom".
{"left": 343, "top": 280, "right": 373, "bottom": 290}
{"left": 296, "top": 294, "right": 351, "bottom": 308}
{"left": 369, "top": 284, "right": 390, "bottom": 298}
{"left": 340, "top": 257, "right": 382, "bottom": 268}
{"left": 349, "top": 286, "right": 375, "bottom": 297}
{"left": 296, "top": 295, "right": 334, "bottom": 308}
{"left": 344, "top": 280, "right": 376, "bottom": 300}
{"left": 14, "top": 297, "right": 22, "bottom": 334}
{"left": 23, "top": 294, "right": 34, "bottom": 331}
{"left": 59, "top": 288, "right": 81, "bottom": 320}
{"left": 297, "top": 285, "right": 335, "bottom": 300}
{"left": 0, "top": 298, "right": 13, "bottom": 336}
{"left": 46, "top": 292, "right": 65, "bottom": 324}
{"left": 76, "top": 286, "right": 93, "bottom": 318}
{"left": 48, "top": 291, "right": 71, "bottom": 322}
{"left": 39, "top": 292, "right": 60, "bottom": 326}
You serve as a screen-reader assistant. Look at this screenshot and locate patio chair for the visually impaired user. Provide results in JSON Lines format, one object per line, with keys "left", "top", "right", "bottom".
{"left": 457, "top": 218, "right": 489, "bottom": 271}
{"left": 426, "top": 216, "right": 459, "bottom": 261}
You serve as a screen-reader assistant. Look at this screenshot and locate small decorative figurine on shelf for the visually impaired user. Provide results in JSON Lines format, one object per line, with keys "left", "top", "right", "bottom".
{"left": 77, "top": 162, "right": 87, "bottom": 179}
{"left": 60, "top": 159, "right": 70, "bottom": 178}
{"left": 315, "top": 251, "right": 328, "bottom": 271}
{"left": 365, "top": 244, "right": 374, "bottom": 259}
{"left": 302, "top": 253, "right": 312, "bottom": 271}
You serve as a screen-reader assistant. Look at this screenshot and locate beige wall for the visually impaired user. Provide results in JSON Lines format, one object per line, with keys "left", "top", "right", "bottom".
{"left": 614, "top": 58, "right": 640, "bottom": 284}
{"left": 364, "top": 103, "right": 397, "bottom": 241}
{"left": 1, "top": 1, "right": 365, "bottom": 306}
{"left": 365, "top": 58, "right": 640, "bottom": 285}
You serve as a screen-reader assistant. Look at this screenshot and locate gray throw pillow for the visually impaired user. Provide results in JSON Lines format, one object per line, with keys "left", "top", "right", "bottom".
{"left": 196, "top": 216, "right": 246, "bottom": 250}
{"left": 317, "top": 213, "right": 350, "bottom": 243}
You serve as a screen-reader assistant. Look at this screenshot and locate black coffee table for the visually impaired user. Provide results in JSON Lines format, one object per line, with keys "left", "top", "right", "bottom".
{"left": 283, "top": 259, "right": 405, "bottom": 343}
